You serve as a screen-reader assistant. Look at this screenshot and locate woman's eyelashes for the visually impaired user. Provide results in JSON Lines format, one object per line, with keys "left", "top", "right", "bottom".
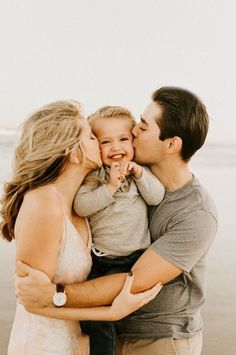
{"left": 101, "top": 140, "right": 110, "bottom": 145}
{"left": 90, "top": 131, "right": 98, "bottom": 140}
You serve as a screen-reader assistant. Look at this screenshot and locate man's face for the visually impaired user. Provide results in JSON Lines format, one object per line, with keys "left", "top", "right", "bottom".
{"left": 132, "top": 102, "right": 164, "bottom": 165}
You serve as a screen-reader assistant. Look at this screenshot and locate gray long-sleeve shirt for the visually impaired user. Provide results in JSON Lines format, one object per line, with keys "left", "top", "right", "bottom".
{"left": 74, "top": 166, "right": 164, "bottom": 256}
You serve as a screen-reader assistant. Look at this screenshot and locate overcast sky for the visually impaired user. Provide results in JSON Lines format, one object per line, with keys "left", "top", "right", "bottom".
{"left": 0, "top": 0, "right": 235, "bottom": 143}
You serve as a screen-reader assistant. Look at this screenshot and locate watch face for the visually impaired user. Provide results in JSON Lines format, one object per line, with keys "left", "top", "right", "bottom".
{"left": 53, "top": 292, "right": 67, "bottom": 307}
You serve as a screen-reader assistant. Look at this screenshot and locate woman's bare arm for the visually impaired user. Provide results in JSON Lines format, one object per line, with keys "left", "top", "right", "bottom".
{"left": 15, "top": 188, "right": 62, "bottom": 280}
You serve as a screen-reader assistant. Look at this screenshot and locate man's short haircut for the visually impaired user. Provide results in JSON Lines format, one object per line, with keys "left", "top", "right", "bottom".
{"left": 152, "top": 86, "right": 209, "bottom": 161}
{"left": 88, "top": 106, "right": 136, "bottom": 129}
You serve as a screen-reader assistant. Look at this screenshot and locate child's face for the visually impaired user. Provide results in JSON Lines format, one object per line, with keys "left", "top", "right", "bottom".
{"left": 92, "top": 118, "right": 134, "bottom": 167}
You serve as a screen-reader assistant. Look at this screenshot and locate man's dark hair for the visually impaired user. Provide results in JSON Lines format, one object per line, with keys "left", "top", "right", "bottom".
{"left": 152, "top": 86, "right": 209, "bottom": 161}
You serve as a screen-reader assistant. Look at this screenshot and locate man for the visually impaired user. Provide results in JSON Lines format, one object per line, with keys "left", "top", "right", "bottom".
{"left": 16, "top": 86, "right": 217, "bottom": 355}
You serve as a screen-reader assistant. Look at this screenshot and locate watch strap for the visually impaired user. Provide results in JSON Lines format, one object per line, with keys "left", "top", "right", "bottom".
{"left": 56, "top": 283, "right": 65, "bottom": 293}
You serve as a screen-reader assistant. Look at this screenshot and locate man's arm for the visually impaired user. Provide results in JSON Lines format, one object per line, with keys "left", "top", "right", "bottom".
{"left": 66, "top": 249, "right": 181, "bottom": 306}
{"left": 16, "top": 249, "right": 181, "bottom": 308}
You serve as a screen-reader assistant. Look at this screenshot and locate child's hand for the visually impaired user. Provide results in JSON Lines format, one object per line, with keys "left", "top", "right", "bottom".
{"left": 107, "top": 162, "right": 124, "bottom": 195}
{"left": 121, "top": 161, "right": 143, "bottom": 179}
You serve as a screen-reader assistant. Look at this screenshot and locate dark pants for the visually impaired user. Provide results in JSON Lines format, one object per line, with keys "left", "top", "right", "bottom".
{"left": 80, "top": 249, "right": 145, "bottom": 355}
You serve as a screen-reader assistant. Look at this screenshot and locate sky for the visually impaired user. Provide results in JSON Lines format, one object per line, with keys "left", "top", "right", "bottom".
{"left": 0, "top": 0, "right": 235, "bottom": 143}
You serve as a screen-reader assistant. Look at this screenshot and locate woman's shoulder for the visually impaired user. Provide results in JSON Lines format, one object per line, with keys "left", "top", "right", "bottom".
{"left": 22, "top": 186, "right": 62, "bottom": 219}
{"left": 15, "top": 186, "right": 64, "bottom": 244}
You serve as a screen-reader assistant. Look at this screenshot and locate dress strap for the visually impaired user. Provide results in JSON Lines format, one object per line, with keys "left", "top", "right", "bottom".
{"left": 50, "top": 186, "right": 66, "bottom": 212}
{"left": 50, "top": 186, "right": 67, "bottom": 250}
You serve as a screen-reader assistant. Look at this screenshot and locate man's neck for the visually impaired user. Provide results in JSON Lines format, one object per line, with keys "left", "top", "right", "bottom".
{"left": 150, "top": 160, "right": 193, "bottom": 192}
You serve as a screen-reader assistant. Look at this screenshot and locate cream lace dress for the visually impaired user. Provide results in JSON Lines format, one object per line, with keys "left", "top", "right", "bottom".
{"left": 8, "top": 188, "right": 92, "bottom": 355}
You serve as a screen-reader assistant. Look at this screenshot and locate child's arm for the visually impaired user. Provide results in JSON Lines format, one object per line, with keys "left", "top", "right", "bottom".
{"left": 74, "top": 184, "right": 115, "bottom": 217}
{"left": 124, "top": 162, "right": 165, "bottom": 206}
{"left": 74, "top": 164, "right": 123, "bottom": 217}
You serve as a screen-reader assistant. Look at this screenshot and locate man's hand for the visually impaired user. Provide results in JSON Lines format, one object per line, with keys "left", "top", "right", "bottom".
{"left": 15, "top": 261, "right": 56, "bottom": 308}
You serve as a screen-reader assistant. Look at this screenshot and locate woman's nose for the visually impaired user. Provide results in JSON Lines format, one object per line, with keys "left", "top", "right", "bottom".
{"left": 132, "top": 125, "right": 138, "bottom": 137}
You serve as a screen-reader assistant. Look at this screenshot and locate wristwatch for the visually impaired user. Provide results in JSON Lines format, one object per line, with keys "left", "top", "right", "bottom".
{"left": 52, "top": 283, "right": 67, "bottom": 307}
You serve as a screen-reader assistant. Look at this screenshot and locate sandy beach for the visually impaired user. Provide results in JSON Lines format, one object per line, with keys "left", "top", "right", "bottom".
{"left": 0, "top": 149, "right": 236, "bottom": 354}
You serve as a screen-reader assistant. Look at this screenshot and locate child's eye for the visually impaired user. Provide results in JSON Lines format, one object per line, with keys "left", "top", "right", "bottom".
{"left": 101, "top": 141, "right": 109, "bottom": 144}
{"left": 120, "top": 137, "right": 129, "bottom": 141}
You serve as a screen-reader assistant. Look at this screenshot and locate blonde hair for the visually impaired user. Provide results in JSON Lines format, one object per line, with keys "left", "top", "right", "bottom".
{"left": 88, "top": 105, "right": 136, "bottom": 129}
{"left": 0, "top": 100, "right": 83, "bottom": 241}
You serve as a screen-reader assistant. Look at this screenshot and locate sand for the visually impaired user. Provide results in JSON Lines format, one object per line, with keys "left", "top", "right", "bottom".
{"left": 0, "top": 165, "right": 236, "bottom": 354}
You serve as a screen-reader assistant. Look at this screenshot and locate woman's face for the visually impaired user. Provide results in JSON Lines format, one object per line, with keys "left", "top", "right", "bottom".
{"left": 78, "top": 118, "right": 102, "bottom": 170}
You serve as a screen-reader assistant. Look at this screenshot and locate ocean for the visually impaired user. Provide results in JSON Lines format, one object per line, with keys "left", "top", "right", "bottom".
{"left": 0, "top": 134, "right": 236, "bottom": 355}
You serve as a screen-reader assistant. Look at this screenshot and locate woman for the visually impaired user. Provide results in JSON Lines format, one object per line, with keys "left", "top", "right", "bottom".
{"left": 0, "top": 100, "right": 162, "bottom": 355}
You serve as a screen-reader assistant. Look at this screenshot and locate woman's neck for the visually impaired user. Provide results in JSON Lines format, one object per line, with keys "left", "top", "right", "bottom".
{"left": 50, "top": 166, "right": 90, "bottom": 214}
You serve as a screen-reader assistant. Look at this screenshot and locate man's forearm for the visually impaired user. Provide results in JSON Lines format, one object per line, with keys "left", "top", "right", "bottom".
{"left": 65, "top": 273, "right": 127, "bottom": 307}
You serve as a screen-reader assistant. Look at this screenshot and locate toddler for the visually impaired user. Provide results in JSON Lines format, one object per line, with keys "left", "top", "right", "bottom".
{"left": 74, "top": 106, "right": 164, "bottom": 355}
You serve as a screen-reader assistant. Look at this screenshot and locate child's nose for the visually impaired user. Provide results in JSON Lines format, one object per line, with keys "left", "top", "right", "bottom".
{"left": 111, "top": 144, "right": 121, "bottom": 151}
{"left": 110, "top": 140, "right": 122, "bottom": 150}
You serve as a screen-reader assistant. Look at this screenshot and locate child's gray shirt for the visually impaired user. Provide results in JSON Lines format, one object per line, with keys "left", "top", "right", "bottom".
{"left": 74, "top": 166, "right": 164, "bottom": 256}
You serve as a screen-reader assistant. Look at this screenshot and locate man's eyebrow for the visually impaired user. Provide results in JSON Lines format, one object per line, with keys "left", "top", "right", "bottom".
{"left": 140, "top": 115, "right": 148, "bottom": 125}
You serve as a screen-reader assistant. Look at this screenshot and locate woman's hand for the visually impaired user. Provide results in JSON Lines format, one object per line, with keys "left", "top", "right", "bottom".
{"left": 109, "top": 272, "right": 162, "bottom": 321}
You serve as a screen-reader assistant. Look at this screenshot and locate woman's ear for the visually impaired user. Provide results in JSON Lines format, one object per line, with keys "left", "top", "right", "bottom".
{"left": 69, "top": 148, "right": 82, "bottom": 164}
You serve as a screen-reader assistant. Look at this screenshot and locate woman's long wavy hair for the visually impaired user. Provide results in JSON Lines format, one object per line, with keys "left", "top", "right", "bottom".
{"left": 0, "top": 100, "right": 83, "bottom": 242}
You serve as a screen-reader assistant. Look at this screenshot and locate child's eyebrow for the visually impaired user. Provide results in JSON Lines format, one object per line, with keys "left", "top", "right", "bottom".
{"left": 140, "top": 115, "right": 149, "bottom": 125}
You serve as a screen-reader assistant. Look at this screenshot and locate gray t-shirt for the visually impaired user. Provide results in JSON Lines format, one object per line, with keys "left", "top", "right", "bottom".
{"left": 116, "top": 176, "right": 217, "bottom": 339}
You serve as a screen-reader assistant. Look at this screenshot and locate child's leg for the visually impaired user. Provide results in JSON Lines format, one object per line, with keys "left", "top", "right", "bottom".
{"left": 83, "top": 250, "right": 146, "bottom": 355}
{"left": 83, "top": 253, "right": 130, "bottom": 355}
{"left": 89, "top": 321, "right": 116, "bottom": 355}
{"left": 80, "top": 264, "right": 102, "bottom": 338}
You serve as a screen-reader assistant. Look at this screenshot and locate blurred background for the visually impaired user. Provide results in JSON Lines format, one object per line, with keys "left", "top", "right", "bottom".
{"left": 1, "top": 1, "right": 236, "bottom": 354}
